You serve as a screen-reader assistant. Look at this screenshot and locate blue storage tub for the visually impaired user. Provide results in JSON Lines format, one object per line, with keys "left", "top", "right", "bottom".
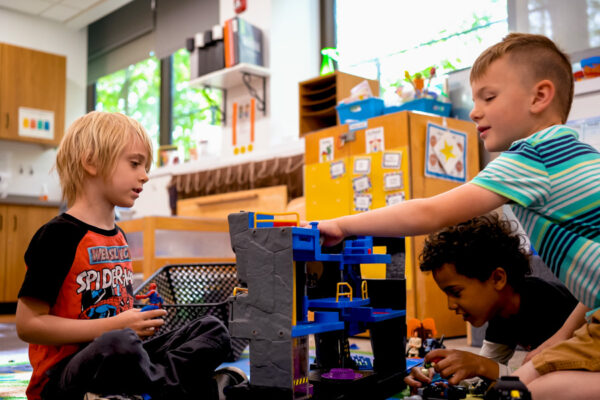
{"left": 384, "top": 98, "right": 451, "bottom": 117}
{"left": 581, "top": 56, "right": 600, "bottom": 78}
{"left": 336, "top": 98, "right": 384, "bottom": 124}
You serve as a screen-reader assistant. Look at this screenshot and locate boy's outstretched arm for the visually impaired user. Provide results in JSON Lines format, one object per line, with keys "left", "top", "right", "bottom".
{"left": 16, "top": 296, "right": 167, "bottom": 346}
{"left": 317, "top": 183, "right": 507, "bottom": 246}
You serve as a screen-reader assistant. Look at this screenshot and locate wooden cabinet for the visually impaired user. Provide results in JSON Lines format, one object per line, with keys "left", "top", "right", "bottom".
{"left": 177, "top": 186, "right": 288, "bottom": 219}
{"left": 304, "top": 111, "right": 479, "bottom": 337}
{"left": 0, "top": 204, "right": 59, "bottom": 302}
{"left": 0, "top": 43, "right": 66, "bottom": 146}
{"left": 118, "top": 216, "right": 235, "bottom": 279}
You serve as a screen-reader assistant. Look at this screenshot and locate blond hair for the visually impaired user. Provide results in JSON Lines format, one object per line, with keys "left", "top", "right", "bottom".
{"left": 471, "top": 33, "right": 573, "bottom": 123}
{"left": 56, "top": 111, "right": 153, "bottom": 206}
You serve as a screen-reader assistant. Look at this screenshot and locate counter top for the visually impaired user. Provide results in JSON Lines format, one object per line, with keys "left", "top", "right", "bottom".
{"left": 0, "top": 194, "right": 61, "bottom": 208}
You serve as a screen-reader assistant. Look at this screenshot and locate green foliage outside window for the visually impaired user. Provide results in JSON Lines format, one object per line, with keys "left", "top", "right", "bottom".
{"left": 95, "top": 56, "right": 161, "bottom": 158}
{"left": 95, "top": 49, "right": 223, "bottom": 165}
{"left": 172, "top": 48, "right": 222, "bottom": 161}
{"left": 336, "top": 0, "right": 508, "bottom": 103}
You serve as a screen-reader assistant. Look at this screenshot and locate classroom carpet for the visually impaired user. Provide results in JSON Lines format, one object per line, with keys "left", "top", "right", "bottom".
{"left": 0, "top": 347, "right": 419, "bottom": 400}
{"left": 0, "top": 349, "right": 30, "bottom": 400}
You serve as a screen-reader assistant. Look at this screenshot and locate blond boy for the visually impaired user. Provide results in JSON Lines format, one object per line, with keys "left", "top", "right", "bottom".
{"left": 16, "top": 112, "right": 234, "bottom": 400}
{"left": 316, "top": 33, "right": 600, "bottom": 399}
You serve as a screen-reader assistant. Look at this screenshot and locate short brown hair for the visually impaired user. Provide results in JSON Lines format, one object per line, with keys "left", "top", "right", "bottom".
{"left": 470, "top": 33, "right": 573, "bottom": 123}
{"left": 56, "top": 111, "right": 153, "bottom": 206}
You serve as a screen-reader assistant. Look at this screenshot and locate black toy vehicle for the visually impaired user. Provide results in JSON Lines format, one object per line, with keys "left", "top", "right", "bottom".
{"left": 484, "top": 376, "right": 531, "bottom": 400}
{"left": 421, "top": 382, "right": 467, "bottom": 400}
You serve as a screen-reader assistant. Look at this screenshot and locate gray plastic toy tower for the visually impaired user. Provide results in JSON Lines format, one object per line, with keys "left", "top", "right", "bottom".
{"left": 227, "top": 211, "right": 407, "bottom": 400}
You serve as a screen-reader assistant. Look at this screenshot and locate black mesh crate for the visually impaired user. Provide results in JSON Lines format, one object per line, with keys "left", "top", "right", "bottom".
{"left": 134, "top": 263, "right": 248, "bottom": 361}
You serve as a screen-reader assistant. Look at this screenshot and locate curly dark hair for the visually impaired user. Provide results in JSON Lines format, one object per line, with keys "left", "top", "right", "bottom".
{"left": 419, "top": 214, "right": 531, "bottom": 287}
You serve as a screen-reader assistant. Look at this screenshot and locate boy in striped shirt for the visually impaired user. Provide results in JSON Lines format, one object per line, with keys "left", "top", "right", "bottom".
{"left": 315, "top": 33, "right": 600, "bottom": 399}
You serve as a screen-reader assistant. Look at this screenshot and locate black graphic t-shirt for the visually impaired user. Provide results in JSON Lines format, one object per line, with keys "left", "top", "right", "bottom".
{"left": 485, "top": 276, "right": 578, "bottom": 351}
{"left": 18, "top": 213, "right": 134, "bottom": 400}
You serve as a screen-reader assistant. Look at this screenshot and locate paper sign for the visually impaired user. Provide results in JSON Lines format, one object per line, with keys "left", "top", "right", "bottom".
{"left": 365, "top": 126, "right": 385, "bottom": 153}
{"left": 352, "top": 175, "right": 371, "bottom": 193}
{"left": 319, "top": 137, "right": 334, "bottom": 162}
{"left": 424, "top": 122, "right": 467, "bottom": 182}
{"left": 382, "top": 152, "right": 402, "bottom": 169}
{"left": 353, "top": 157, "right": 371, "bottom": 174}
{"left": 18, "top": 107, "right": 54, "bottom": 140}
{"left": 330, "top": 160, "right": 345, "bottom": 179}
{"left": 354, "top": 194, "right": 372, "bottom": 211}
{"left": 384, "top": 172, "right": 403, "bottom": 191}
{"left": 386, "top": 192, "right": 405, "bottom": 206}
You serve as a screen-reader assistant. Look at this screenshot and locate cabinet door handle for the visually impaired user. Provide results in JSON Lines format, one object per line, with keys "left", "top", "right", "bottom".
{"left": 0, "top": 214, "right": 2, "bottom": 231}
{"left": 13, "top": 215, "right": 17, "bottom": 231}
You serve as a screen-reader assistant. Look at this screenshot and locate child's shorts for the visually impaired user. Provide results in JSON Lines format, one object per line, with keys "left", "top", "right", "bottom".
{"left": 532, "top": 308, "right": 600, "bottom": 374}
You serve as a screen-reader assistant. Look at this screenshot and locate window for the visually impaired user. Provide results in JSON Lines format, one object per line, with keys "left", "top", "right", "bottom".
{"left": 95, "top": 56, "right": 161, "bottom": 156}
{"left": 94, "top": 49, "right": 224, "bottom": 165}
{"left": 171, "top": 48, "right": 223, "bottom": 160}
{"left": 335, "top": 0, "right": 508, "bottom": 103}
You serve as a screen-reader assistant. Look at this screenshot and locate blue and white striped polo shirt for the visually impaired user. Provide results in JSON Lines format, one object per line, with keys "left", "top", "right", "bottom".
{"left": 471, "top": 125, "right": 600, "bottom": 310}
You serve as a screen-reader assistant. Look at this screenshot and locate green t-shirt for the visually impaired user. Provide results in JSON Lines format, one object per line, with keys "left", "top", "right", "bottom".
{"left": 471, "top": 125, "right": 600, "bottom": 310}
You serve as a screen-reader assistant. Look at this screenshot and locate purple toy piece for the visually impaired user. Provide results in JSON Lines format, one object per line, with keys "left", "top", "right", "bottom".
{"left": 321, "top": 368, "right": 362, "bottom": 380}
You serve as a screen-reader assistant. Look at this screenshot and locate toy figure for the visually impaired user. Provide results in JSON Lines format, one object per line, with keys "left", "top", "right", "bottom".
{"left": 407, "top": 332, "right": 423, "bottom": 358}
{"left": 407, "top": 317, "right": 441, "bottom": 357}
{"left": 423, "top": 334, "right": 445, "bottom": 356}
{"left": 135, "top": 283, "right": 164, "bottom": 311}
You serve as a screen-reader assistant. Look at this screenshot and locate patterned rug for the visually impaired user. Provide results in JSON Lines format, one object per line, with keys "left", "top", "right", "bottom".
{"left": 0, "top": 348, "right": 416, "bottom": 399}
{"left": 0, "top": 351, "right": 30, "bottom": 400}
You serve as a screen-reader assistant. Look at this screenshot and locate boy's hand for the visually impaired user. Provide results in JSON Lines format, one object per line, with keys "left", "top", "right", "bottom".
{"left": 404, "top": 364, "right": 434, "bottom": 390}
{"left": 311, "top": 219, "right": 346, "bottom": 247}
{"left": 426, "top": 349, "right": 499, "bottom": 384}
{"left": 115, "top": 308, "right": 167, "bottom": 337}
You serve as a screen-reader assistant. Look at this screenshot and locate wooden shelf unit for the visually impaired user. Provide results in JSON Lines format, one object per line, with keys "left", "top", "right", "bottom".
{"left": 177, "top": 186, "right": 288, "bottom": 219}
{"left": 298, "top": 71, "right": 379, "bottom": 136}
{"left": 118, "top": 216, "right": 234, "bottom": 279}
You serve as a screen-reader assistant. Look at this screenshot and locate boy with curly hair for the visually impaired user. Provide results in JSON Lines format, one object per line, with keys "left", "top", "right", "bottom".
{"left": 316, "top": 33, "right": 600, "bottom": 398}
{"left": 16, "top": 112, "right": 235, "bottom": 400}
{"left": 404, "top": 215, "right": 578, "bottom": 389}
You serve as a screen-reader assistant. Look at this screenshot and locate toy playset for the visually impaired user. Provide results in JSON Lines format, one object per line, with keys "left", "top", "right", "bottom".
{"left": 225, "top": 211, "right": 408, "bottom": 399}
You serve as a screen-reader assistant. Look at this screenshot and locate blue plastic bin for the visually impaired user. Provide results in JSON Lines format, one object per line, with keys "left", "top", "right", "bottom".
{"left": 581, "top": 56, "right": 600, "bottom": 78}
{"left": 384, "top": 98, "right": 451, "bottom": 117}
{"left": 336, "top": 98, "right": 384, "bottom": 124}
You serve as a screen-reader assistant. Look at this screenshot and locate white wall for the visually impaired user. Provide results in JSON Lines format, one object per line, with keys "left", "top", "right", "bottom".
{"left": 0, "top": 8, "right": 87, "bottom": 201}
{"left": 217, "top": 0, "right": 320, "bottom": 151}
{"left": 270, "top": 0, "right": 320, "bottom": 146}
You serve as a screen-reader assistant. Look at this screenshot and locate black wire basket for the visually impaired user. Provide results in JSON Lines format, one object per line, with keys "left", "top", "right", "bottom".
{"left": 134, "top": 263, "right": 248, "bottom": 361}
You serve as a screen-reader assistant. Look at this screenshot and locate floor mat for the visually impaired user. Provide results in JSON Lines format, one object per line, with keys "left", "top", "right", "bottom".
{"left": 0, "top": 348, "right": 418, "bottom": 399}
{"left": 0, "top": 351, "right": 30, "bottom": 400}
